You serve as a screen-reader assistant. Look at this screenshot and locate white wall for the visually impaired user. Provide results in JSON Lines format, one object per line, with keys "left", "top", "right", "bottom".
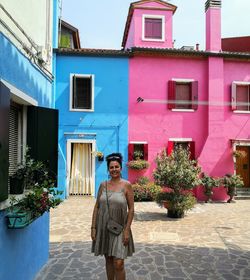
{"left": 0, "top": 0, "right": 53, "bottom": 73}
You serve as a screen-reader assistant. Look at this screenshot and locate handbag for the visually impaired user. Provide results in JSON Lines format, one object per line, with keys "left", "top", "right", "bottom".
{"left": 105, "top": 181, "right": 124, "bottom": 235}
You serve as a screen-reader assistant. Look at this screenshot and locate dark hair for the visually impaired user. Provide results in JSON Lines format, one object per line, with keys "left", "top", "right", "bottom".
{"left": 106, "top": 153, "right": 123, "bottom": 168}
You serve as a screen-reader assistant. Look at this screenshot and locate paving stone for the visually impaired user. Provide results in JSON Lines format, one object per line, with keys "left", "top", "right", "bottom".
{"left": 34, "top": 198, "right": 250, "bottom": 280}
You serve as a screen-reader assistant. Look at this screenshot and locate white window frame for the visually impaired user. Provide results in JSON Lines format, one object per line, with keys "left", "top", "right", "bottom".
{"left": 142, "top": 14, "right": 165, "bottom": 42}
{"left": 232, "top": 81, "right": 250, "bottom": 113}
{"left": 69, "top": 74, "right": 95, "bottom": 112}
{"left": 0, "top": 79, "right": 38, "bottom": 210}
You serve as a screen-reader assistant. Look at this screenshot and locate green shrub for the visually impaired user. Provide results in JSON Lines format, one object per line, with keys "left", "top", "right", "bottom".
{"left": 127, "top": 160, "right": 149, "bottom": 170}
{"left": 132, "top": 182, "right": 161, "bottom": 202}
{"left": 136, "top": 176, "right": 150, "bottom": 186}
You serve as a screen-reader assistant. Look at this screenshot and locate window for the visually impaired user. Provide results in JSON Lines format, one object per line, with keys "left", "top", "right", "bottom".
{"left": 142, "top": 15, "right": 165, "bottom": 41}
{"left": 232, "top": 82, "right": 250, "bottom": 112}
{"left": 167, "top": 139, "right": 195, "bottom": 160}
{"left": 128, "top": 142, "right": 148, "bottom": 161}
{"left": 9, "top": 102, "right": 25, "bottom": 177}
{"left": 168, "top": 80, "right": 198, "bottom": 111}
{"left": 70, "top": 74, "right": 94, "bottom": 111}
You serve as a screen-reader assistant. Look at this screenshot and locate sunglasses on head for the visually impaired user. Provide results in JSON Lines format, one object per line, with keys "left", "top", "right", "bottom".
{"left": 107, "top": 156, "right": 121, "bottom": 160}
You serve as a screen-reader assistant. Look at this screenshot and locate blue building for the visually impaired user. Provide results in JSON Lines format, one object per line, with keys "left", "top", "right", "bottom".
{"left": 55, "top": 47, "right": 129, "bottom": 197}
{"left": 0, "top": 1, "right": 59, "bottom": 279}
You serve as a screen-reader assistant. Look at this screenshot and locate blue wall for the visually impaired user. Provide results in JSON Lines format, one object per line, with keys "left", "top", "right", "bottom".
{"left": 56, "top": 54, "right": 129, "bottom": 197}
{"left": 0, "top": 33, "right": 53, "bottom": 279}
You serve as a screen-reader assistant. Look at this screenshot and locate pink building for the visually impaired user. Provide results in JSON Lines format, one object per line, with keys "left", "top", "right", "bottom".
{"left": 123, "top": 0, "right": 250, "bottom": 200}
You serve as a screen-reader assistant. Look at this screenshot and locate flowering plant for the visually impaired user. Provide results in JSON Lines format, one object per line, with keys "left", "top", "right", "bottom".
{"left": 16, "top": 180, "right": 63, "bottom": 218}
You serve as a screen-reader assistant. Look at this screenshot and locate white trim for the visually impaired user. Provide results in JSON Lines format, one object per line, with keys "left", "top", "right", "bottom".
{"left": 233, "top": 110, "right": 250, "bottom": 114}
{"left": 169, "top": 138, "right": 193, "bottom": 142}
{"left": 142, "top": 14, "right": 165, "bottom": 42}
{"left": 172, "top": 109, "right": 195, "bottom": 112}
{"left": 1, "top": 79, "right": 38, "bottom": 106}
{"left": 66, "top": 139, "right": 96, "bottom": 198}
{"left": 129, "top": 141, "right": 148, "bottom": 144}
{"left": 232, "top": 81, "right": 250, "bottom": 85}
{"left": 172, "top": 78, "right": 194, "bottom": 82}
{"left": 69, "top": 74, "right": 95, "bottom": 112}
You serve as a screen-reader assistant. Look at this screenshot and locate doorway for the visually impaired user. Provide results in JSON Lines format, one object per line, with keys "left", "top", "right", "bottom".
{"left": 66, "top": 140, "right": 95, "bottom": 197}
{"left": 235, "top": 146, "right": 250, "bottom": 188}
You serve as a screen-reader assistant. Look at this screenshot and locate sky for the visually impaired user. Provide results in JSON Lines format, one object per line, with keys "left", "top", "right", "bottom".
{"left": 61, "top": 0, "right": 250, "bottom": 50}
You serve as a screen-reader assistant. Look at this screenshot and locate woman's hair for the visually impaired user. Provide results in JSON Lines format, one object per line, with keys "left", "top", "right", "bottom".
{"left": 106, "top": 153, "right": 123, "bottom": 169}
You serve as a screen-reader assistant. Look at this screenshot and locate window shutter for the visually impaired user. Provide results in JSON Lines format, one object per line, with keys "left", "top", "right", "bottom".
{"left": 191, "top": 81, "right": 198, "bottom": 110}
{"left": 168, "top": 81, "right": 176, "bottom": 109}
{"left": 167, "top": 141, "right": 174, "bottom": 155}
{"left": 231, "top": 83, "right": 237, "bottom": 111}
{"left": 128, "top": 143, "right": 134, "bottom": 161}
{"left": 9, "top": 105, "right": 19, "bottom": 176}
{"left": 143, "top": 144, "right": 148, "bottom": 160}
{"left": 27, "top": 106, "right": 58, "bottom": 183}
{"left": 0, "top": 82, "right": 10, "bottom": 202}
{"left": 189, "top": 141, "right": 195, "bottom": 160}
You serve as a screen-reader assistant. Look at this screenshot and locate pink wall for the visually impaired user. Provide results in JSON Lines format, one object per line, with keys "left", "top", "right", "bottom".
{"left": 129, "top": 56, "right": 208, "bottom": 182}
{"left": 128, "top": 56, "right": 250, "bottom": 189}
{"left": 125, "top": 9, "right": 173, "bottom": 49}
{"left": 206, "top": 8, "right": 221, "bottom": 51}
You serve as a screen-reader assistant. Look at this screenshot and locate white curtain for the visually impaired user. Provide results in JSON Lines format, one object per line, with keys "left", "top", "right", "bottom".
{"left": 69, "top": 143, "right": 93, "bottom": 195}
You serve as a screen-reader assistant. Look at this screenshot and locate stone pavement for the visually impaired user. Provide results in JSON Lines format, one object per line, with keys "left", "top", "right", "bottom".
{"left": 35, "top": 197, "right": 250, "bottom": 280}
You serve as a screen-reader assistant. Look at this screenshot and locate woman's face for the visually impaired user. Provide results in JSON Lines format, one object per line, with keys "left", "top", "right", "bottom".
{"left": 108, "top": 160, "right": 122, "bottom": 179}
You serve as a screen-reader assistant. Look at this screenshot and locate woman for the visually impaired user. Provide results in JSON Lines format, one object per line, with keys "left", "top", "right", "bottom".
{"left": 91, "top": 153, "right": 135, "bottom": 280}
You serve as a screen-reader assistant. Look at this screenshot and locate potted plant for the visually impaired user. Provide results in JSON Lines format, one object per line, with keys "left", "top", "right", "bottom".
{"left": 154, "top": 146, "right": 201, "bottom": 218}
{"left": 92, "top": 151, "right": 104, "bottom": 161}
{"left": 222, "top": 174, "right": 244, "bottom": 203}
{"left": 201, "top": 174, "right": 221, "bottom": 202}
{"left": 6, "top": 178, "right": 63, "bottom": 228}
{"left": 127, "top": 151, "right": 149, "bottom": 170}
{"left": 9, "top": 148, "right": 45, "bottom": 194}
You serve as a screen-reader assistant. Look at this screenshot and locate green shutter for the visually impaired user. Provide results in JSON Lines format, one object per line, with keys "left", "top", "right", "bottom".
{"left": 0, "top": 82, "right": 10, "bottom": 202}
{"left": 27, "top": 106, "right": 58, "bottom": 183}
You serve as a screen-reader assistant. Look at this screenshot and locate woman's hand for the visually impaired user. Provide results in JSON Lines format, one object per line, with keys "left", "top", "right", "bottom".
{"left": 123, "top": 229, "right": 130, "bottom": 246}
{"left": 91, "top": 228, "right": 96, "bottom": 241}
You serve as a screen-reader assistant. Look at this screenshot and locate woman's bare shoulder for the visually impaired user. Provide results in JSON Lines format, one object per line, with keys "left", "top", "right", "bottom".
{"left": 121, "top": 179, "right": 132, "bottom": 190}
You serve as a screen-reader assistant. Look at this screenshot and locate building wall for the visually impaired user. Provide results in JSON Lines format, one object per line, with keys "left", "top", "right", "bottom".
{"left": 0, "top": 33, "right": 53, "bottom": 280}
{"left": 0, "top": 0, "right": 53, "bottom": 72}
{"left": 0, "top": 0, "right": 57, "bottom": 278}
{"left": 128, "top": 55, "right": 250, "bottom": 183}
{"left": 129, "top": 56, "right": 208, "bottom": 181}
{"left": 55, "top": 54, "right": 129, "bottom": 197}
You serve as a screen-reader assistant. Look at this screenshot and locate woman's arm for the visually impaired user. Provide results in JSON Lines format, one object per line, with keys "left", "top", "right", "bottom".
{"left": 123, "top": 182, "right": 134, "bottom": 245}
{"left": 91, "top": 183, "right": 104, "bottom": 241}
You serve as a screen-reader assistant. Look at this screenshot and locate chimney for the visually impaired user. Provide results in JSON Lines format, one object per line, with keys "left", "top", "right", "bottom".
{"left": 205, "top": 0, "right": 221, "bottom": 52}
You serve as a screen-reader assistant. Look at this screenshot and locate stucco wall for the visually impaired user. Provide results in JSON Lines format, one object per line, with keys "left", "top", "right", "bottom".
{"left": 0, "top": 31, "right": 53, "bottom": 280}
{"left": 129, "top": 55, "right": 250, "bottom": 183}
{"left": 56, "top": 54, "right": 129, "bottom": 197}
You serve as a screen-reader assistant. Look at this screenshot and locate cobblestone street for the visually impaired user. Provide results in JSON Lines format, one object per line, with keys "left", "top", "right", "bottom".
{"left": 35, "top": 197, "right": 250, "bottom": 280}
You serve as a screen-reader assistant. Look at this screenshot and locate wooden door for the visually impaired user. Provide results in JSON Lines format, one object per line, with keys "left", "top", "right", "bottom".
{"left": 236, "top": 146, "right": 250, "bottom": 188}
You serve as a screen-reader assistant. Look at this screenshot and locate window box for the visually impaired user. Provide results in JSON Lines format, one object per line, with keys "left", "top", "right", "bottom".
{"left": 6, "top": 208, "right": 33, "bottom": 229}
{"left": 232, "top": 81, "right": 250, "bottom": 112}
{"left": 128, "top": 142, "right": 149, "bottom": 170}
{"left": 168, "top": 80, "right": 198, "bottom": 110}
{"left": 70, "top": 74, "right": 94, "bottom": 111}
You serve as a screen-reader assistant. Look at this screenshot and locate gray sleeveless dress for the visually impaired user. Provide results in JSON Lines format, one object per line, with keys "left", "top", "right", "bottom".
{"left": 91, "top": 186, "right": 135, "bottom": 259}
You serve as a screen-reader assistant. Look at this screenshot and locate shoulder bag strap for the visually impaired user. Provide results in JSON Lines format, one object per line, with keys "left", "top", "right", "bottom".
{"left": 105, "top": 181, "right": 111, "bottom": 218}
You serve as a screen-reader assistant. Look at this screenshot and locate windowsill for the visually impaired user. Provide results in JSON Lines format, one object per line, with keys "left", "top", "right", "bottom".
{"left": 0, "top": 193, "right": 27, "bottom": 211}
{"left": 69, "top": 108, "right": 94, "bottom": 112}
{"left": 233, "top": 110, "right": 250, "bottom": 114}
{"left": 142, "top": 38, "right": 165, "bottom": 42}
{"left": 171, "top": 109, "right": 195, "bottom": 112}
